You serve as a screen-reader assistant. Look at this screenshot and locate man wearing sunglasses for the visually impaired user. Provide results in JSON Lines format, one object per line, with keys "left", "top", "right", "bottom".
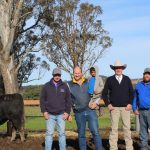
{"left": 102, "top": 60, "right": 134, "bottom": 150}
{"left": 40, "top": 68, "right": 71, "bottom": 150}
{"left": 133, "top": 68, "right": 150, "bottom": 150}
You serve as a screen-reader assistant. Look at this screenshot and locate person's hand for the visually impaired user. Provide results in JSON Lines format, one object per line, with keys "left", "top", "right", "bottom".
{"left": 108, "top": 104, "right": 114, "bottom": 111}
{"left": 134, "top": 110, "right": 139, "bottom": 115}
{"left": 90, "top": 101, "right": 97, "bottom": 109}
{"left": 43, "top": 112, "right": 49, "bottom": 120}
{"left": 63, "top": 112, "right": 69, "bottom": 120}
{"left": 94, "top": 91, "right": 97, "bottom": 94}
{"left": 125, "top": 104, "right": 132, "bottom": 111}
{"left": 67, "top": 115, "right": 72, "bottom": 122}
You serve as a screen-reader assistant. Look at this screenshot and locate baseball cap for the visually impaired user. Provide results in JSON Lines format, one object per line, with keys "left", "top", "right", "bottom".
{"left": 52, "top": 68, "right": 61, "bottom": 75}
{"left": 143, "top": 68, "right": 150, "bottom": 74}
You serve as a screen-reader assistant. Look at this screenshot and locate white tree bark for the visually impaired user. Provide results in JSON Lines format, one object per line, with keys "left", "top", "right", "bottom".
{"left": 0, "top": 0, "right": 23, "bottom": 94}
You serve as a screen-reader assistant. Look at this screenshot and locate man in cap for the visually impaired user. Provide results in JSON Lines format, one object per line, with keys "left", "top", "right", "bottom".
{"left": 40, "top": 67, "right": 71, "bottom": 150}
{"left": 102, "top": 60, "right": 134, "bottom": 150}
{"left": 132, "top": 68, "right": 150, "bottom": 150}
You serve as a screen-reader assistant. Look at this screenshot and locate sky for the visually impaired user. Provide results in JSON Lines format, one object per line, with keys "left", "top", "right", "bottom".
{"left": 24, "top": 0, "right": 150, "bottom": 85}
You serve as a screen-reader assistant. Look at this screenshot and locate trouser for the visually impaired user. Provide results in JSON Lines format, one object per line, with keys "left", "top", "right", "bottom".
{"left": 109, "top": 107, "right": 133, "bottom": 150}
{"left": 75, "top": 109, "right": 102, "bottom": 150}
{"left": 45, "top": 114, "right": 66, "bottom": 150}
{"left": 139, "top": 109, "right": 150, "bottom": 149}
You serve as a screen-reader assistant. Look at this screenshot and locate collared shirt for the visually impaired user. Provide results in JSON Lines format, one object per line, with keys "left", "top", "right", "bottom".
{"left": 132, "top": 81, "right": 150, "bottom": 111}
{"left": 115, "top": 75, "right": 123, "bottom": 84}
{"left": 53, "top": 80, "right": 58, "bottom": 88}
{"left": 72, "top": 76, "right": 85, "bottom": 84}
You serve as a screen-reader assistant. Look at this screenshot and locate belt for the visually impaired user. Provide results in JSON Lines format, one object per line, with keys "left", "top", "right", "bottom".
{"left": 139, "top": 108, "right": 150, "bottom": 110}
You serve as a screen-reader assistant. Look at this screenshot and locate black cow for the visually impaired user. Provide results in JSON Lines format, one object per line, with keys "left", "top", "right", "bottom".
{"left": 0, "top": 93, "right": 25, "bottom": 141}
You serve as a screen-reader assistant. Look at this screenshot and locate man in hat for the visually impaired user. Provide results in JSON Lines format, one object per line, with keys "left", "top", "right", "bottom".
{"left": 102, "top": 60, "right": 134, "bottom": 150}
{"left": 132, "top": 68, "right": 150, "bottom": 150}
{"left": 40, "top": 68, "right": 71, "bottom": 150}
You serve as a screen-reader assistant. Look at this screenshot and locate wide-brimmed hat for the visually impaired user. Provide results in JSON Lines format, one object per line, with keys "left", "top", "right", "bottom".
{"left": 110, "top": 60, "right": 127, "bottom": 70}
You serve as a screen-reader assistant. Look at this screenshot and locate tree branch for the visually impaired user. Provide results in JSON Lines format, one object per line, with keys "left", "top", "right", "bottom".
{"left": 18, "top": 16, "right": 41, "bottom": 34}
{"left": 4, "top": 0, "right": 24, "bottom": 59}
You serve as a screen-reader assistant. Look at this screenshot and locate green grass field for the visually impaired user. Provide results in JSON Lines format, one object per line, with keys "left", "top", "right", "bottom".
{"left": 0, "top": 106, "right": 136, "bottom": 131}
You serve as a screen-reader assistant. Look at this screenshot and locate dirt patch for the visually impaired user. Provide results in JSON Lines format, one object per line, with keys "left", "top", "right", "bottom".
{"left": 0, "top": 130, "right": 148, "bottom": 150}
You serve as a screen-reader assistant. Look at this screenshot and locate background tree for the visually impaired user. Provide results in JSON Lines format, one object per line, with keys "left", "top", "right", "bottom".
{"left": 42, "top": 0, "right": 112, "bottom": 75}
{"left": 0, "top": 0, "right": 53, "bottom": 94}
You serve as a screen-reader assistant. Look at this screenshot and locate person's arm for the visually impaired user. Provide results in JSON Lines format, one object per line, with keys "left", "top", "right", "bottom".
{"left": 128, "top": 77, "right": 134, "bottom": 105}
{"left": 125, "top": 77, "right": 134, "bottom": 110}
{"left": 94, "top": 77, "right": 104, "bottom": 95}
{"left": 102, "top": 78, "right": 110, "bottom": 106}
{"left": 40, "top": 86, "right": 47, "bottom": 113}
{"left": 40, "top": 86, "right": 49, "bottom": 119}
{"left": 63, "top": 84, "right": 72, "bottom": 120}
{"left": 132, "top": 87, "right": 138, "bottom": 112}
{"left": 65, "top": 85, "right": 72, "bottom": 114}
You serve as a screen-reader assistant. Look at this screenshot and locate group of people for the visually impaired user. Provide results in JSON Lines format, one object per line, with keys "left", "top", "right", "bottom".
{"left": 40, "top": 60, "right": 150, "bottom": 150}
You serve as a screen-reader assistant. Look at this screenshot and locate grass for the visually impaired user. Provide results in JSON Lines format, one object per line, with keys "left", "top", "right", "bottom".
{"left": 0, "top": 107, "right": 136, "bottom": 131}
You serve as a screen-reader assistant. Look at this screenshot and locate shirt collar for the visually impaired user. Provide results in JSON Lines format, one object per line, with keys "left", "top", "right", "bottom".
{"left": 73, "top": 76, "right": 85, "bottom": 84}
{"left": 115, "top": 74, "right": 123, "bottom": 79}
{"left": 142, "top": 81, "right": 150, "bottom": 85}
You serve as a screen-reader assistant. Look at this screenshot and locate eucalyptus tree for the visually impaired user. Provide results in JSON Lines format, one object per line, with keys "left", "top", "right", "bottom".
{"left": 0, "top": 0, "right": 52, "bottom": 94}
{"left": 42, "top": 0, "right": 112, "bottom": 75}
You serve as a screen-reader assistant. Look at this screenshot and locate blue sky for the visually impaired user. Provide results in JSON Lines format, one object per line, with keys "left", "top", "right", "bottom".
{"left": 24, "top": 0, "right": 150, "bottom": 85}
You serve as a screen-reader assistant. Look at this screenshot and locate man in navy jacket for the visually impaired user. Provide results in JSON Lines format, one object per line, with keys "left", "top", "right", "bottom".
{"left": 40, "top": 68, "right": 71, "bottom": 150}
{"left": 133, "top": 68, "right": 150, "bottom": 150}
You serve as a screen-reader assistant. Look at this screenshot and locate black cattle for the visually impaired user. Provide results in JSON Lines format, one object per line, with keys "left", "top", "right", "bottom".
{"left": 0, "top": 93, "right": 25, "bottom": 141}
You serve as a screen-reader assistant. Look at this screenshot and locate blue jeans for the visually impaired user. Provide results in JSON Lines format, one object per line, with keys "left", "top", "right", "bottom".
{"left": 45, "top": 114, "right": 66, "bottom": 150}
{"left": 75, "top": 109, "right": 102, "bottom": 150}
{"left": 139, "top": 109, "right": 150, "bottom": 149}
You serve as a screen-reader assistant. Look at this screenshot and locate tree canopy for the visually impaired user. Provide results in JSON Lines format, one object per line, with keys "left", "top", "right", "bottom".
{"left": 42, "top": 0, "right": 112, "bottom": 75}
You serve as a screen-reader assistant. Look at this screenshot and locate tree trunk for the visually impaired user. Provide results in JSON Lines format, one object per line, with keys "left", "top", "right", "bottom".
{"left": 0, "top": 64, "right": 19, "bottom": 94}
{"left": 0, "top": 61, "right": 19, "bottom": 135}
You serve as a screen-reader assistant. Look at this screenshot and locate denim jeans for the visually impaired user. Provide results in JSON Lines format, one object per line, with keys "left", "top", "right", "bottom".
{"left": 75, "top": 109, "right": 102, "bottom": 150}
{"left": 45, "top": 114, "right": 66, "bottom": 150}
{"left": 139, "top": 109, "right": 150, "bottom": 149}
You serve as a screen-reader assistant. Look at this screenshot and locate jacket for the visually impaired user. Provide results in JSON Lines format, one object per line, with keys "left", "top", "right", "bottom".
{"left": 102, "top": 75, "right": 134, "bottom": 107}
{"left": 132, "top": 81, "right": 150, "bottom": 111}
{"left": 67, "top": 79, "right": 91, "bottom": 112}
{"left": 40, "top": 79, "right": 71, "bottom": 115}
